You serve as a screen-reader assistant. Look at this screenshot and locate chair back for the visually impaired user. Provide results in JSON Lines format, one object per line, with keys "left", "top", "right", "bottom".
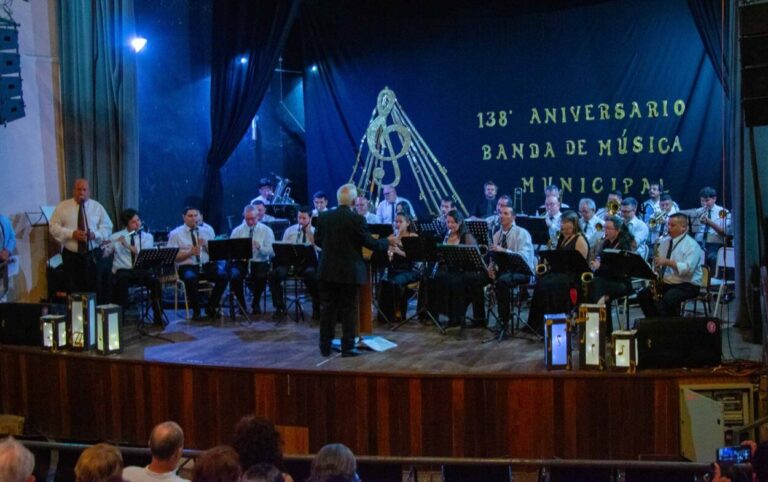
{"left": 714, "top": 247, "right": 735, "bottom": 279}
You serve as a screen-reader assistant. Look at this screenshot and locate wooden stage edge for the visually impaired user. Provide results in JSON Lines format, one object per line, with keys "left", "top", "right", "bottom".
{"left": 0, "top": 344, "right": 757, "bottom": 460}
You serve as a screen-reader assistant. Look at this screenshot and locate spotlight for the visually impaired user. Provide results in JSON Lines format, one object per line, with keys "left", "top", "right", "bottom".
{"left": 238, "top": 56, "right": 249, "bottom": 65}
{"left": 130, "top": 37, "right": 147, "bottom": 53}
{"left": 309, "top": 64, "right": 318, "bottom": 73}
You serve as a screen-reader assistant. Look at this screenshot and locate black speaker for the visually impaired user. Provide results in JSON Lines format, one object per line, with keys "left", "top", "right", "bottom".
{"left": 636, "top": 317, "right": 721, "bottom": 369}
{"left": 0, "top": 303, "right": 66, "bottom": 346}
{"left": 741, "top": 2, "right": 768, "bottom": 127}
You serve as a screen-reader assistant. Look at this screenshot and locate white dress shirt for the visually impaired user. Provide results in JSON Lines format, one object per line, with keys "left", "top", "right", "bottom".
{"left": 657, "top": 233, "right": 703, "bottom": 286}
{"left": 492, "top": 224, "right": 535, "bottom": 273}
{"left": 363, "top": 212, "right": 380, "bottom": 224}
{"left": 49, "top": 198, "right": 113, "bottom": 253}
{"left": 230, "top": 222, "right": 275, "bottom": 262}
{"left": 376, "top": 196, "right": 415, "bottom": 225}
{"left": 110, "top": 230, "right": 154, "bottom": 272}
{"left": 282, "top": 223, "right": 315, "bottom": 244}
{"left": 626, "top": 216, "right": 649, "bottom": 259}
{"left": 545, "top": 212, "right": 562, "bottom": 245}
{"left": 167, "top": 224, "right": 214, "bottom": 265}
{"left": 579, "top": 216, "right": 602, "bottom": 249}
{"left": 696, "top": 204, "right": 732, "bottom": 245}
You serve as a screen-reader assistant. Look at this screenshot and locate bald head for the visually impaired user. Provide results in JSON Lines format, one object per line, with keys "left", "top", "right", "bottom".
{"left": 0, "top": 437, "right": 35, "bottom": 482}
{"left": 337, "top": 183, "right": 358, "bottom": 207}
{"left": 149, "top": 421, "right": 184, "bottom": 461}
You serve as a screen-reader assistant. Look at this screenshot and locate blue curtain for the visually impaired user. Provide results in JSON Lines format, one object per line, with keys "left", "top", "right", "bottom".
{"left": 687, "top": 0, "right": 729, "bottom": 95}
{"left": 201, "top": 0, "right": 299, "bottom": 232}
{"left": 59, "top": 0, "right": 139, "bottom": 222}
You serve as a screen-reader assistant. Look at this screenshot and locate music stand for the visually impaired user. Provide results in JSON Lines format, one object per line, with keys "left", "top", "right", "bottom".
{"left": 466, "top": 220, "right": 490, "bottom": 245}
{"left": 539, "top": 249, "right": 591, "bottom": 275}
{"left": 272, "top": 242, "right": 317, "bottom": 323}
{"left": 266, "top": 204, "right": 298, "bottom": 221}
{"left": 483, "top": 251, "right": 534, "bottom": 343}
{"left": 515, "top": 215, "right": 550, "bottom": 246}
{"left": 208, "top": 238, "right": 252, "bottom": 321}
{"left": 438, "top": 245, "right": 487, "bottom": 337}
{"left": 392, "top": 235, "right": 443, "bottom": 333}
{"left": 416, "top": 220, "right": 442, "bottom": 237}
{"left": 598, "top": 249, "right": 656, "bottom": 280}
{"left": 368, "top": 223, "right": 394, "bottom": 238}
{"left": 133, "top": 247, "right": 179, "bottom": 341}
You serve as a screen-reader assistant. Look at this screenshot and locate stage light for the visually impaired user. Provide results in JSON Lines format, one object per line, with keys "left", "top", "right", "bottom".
{"left": 309, "top": 64, "right": 318, "bottom": 73}
{"left": 130, "top": 37, "right": 147, "bottom": 53}
{"left": 40, "top": 314, "right": 67, "bottom": 351}
{"left": 238, "top": 56, "right": 249, "bottom": 65}
{"left": 96, "top": 304, "right": 123, "bottom": 355}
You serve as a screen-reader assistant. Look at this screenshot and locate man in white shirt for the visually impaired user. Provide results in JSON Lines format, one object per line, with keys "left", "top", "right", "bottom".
{"left": 595, "top": 190, "right": 623, "bottom": 220}
{"left": 230, "top": 204, "right": 279, "bottom": 317}
{"left": 354, "top": 196, "right": 379, "bottom": 224}
{"left": 272, "top": 206, "right": 319, "bottom": 319}
{"left": 49, "top": 178, "right": 113, "bottom": 297}
{"left": 638, "top": 213, "right": 702, "bottom": 317}
{"left": 375, "top": 185, "right": 414, "bottom": 225}
{"left": 537, "top": 184, "right": 570, "bottom": 214}
{"left": 620, "top": 197, "right": 649, "bottom": 260}
{"left": 108, "top": 209, "right": 163, "bottom": 324}
{"left": 577, "top": 198, "right": 602, "bottom": 249}
{"left": 695, "top": 186, "right": 732, "bottom": 271}
{"left": 311, "top": 190, "right": 329, "bottom": 217}
{"left": 543, "top": 195, "right": 562, "bottom": 246}
{"left": 490, "top": 206, "right": 535, "bottom": 332}
{"left": 122, "top": 421, "right": 189, "bottom": 482}
{"left": 252, "top": 177, "right": 274, "bottom": 205}
{"left": 167, "top": 207, "right": 227, "bottom": 320}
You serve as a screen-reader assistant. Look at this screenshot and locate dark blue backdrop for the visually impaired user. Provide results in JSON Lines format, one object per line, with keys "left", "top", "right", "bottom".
{"left": 302, "top": 0, "right": 723, "bottom": 215}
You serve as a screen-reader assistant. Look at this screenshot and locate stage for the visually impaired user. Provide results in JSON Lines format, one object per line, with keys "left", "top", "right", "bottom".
{"left": 0, "top": 297, "right": 762, "bottom": 461}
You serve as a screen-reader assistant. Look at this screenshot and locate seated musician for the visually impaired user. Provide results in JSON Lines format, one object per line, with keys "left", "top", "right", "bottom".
{"left": 696, "top": 186, "right": 732, "bottom": 272}
{"left": 167, "top": 207, "right": 227, "bottom": 320}
{"left": 537, "top": 184, "right": 570, "bottom": 214}
{"left": 230, "top": 204, "right": 282, "bottom": 318}
{"left": 595, "top": 190, "right": 623, "bottom": 220}
{"left": 543, "top": 195, "right": 562, "bottom": 246}
{"left": 272, "top": 205, "right": 319, "bottom": 318}
{"left": 378, "top": 212, "right": 420, "bottom": 323}
{"left": 435, "top": 196, "right": 454, "bottom": 232}
{"left": 487, "top": 205, "right": 535, "bottom": 331}
{"left": 428, "top": 209, "right": 484, "bottom": 333}
{"left": 396, "top": 200, "right": 414, "bottom": 219}
{"left": 527, "top": 210, "right": 588, "bottom": 334}
{"left": 637, "top": 213, "right": 703, "bottom": 317}
{"left": 485, "top": 194, "right": 512, "bottom": 232}
{"left": 641, "top": 182, "right": 662, "bottom": 224}
{"left": 108, "top": 209, "right": 163, "bottom": 324}
{"left": 587, "top": 216, "right": 634, "bottom": 333}
{"left": 620, "top": 197, "right": 649, "bottom": 260}
{"left": 354, "top": 196, "right": 380, "bottom": 224}
{"left": 578, "top": 197, "right": 602, "bottom": 248}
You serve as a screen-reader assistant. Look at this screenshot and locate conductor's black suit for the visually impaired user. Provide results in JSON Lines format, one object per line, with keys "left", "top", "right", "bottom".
{"left": 314, "top": 205, "right": 388, "bottom": 356}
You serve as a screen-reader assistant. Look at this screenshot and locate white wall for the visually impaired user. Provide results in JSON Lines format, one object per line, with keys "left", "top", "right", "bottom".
{"left": 0, "top": 0, "right": 63, "bottom": 302}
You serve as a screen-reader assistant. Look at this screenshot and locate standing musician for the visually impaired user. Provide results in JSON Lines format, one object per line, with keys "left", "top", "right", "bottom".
{"left": 620, "top": 197, "right": 649, "bottom": 260}
{"left": 167, "top": 207, "right": 227, "bottom": 320}
{"left": 696, "top": 186, "right": 732, "bottom": 272}
{"left": 378, "top": 212, "right": 420, "bottom": 323}
{"left": 428, "top": 209, "right": 485, "bottom": 332}
{"left": 527, "top": 210, "right": 589, "bottom": 334}
{"left": 578, "top": 198, "right": 602, "bottom": 248}
{"left": 487, "top": 205, "right": 535, "bottom": 331}
{"left": 273, "top": 205, "right": 319, "bottom": 318}
{"left": 49, "top": 178, "right": 113, "bottom": 298}
{"left": 471, "top": 180, "right": 498, "bottom": 218}
{"left": 108, "top": 209, "right": 163, "bottom": 324}
{"left": 229, "top": 204, "right": 281, "bottom": 317}
{"left": 587, "top": 216, "right": 634, "bottom": 333}
{"left": 638, "top": 213, "right": 703, "bottom": 317}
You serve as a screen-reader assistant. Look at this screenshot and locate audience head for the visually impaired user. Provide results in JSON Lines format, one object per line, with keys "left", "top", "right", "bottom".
{"left": 232, "top": 415, "right": 284, "bottom": 471}
{"left": 0, "top": 436, "right": 35, "bottom": 482}
{"left": 240, "top": 463, "right": 283, "bottom": 482}
{"left": 149, "top": 421, "right": 184, "bottom": 462}
{"left": 307, "top": 443, "right": 357, "bottom": 482}
{"left": 192, "top": 445, "right": 241, "bottom": 482}
{"left": 74, "top": 443, "right": 123, "bottom": 482}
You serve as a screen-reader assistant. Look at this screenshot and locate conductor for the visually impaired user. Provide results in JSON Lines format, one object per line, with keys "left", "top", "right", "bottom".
{"left": 314, "top": 183, "right": 396, "bottom": 357}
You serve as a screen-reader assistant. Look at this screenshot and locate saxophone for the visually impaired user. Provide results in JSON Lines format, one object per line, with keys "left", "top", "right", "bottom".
{"left": 651, "top": 238, "right": 664, "bottom": 301}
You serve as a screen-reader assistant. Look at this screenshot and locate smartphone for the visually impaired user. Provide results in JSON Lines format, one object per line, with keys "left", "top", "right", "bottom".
{"left": 716, "top": 445, "right": 751, "bottom": 466}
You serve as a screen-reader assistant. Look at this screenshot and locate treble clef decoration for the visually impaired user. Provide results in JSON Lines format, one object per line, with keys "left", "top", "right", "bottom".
{"left": 349, "top": 87, "right": 469, "bottom": 218}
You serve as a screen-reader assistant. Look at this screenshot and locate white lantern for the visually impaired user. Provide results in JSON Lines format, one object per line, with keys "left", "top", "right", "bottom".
{"left": 67, "top": 292, "right": 97, "bottom": 351}
{"left": 96, "top": 304, "right": 123, "bottom": 355}
{"left": 40, "top": 314, "right": 67, "bottom": 351}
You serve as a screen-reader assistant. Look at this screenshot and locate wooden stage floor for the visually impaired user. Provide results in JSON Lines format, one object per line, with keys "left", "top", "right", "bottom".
{"left": 119, "top": 297, "right": 760, "bottom": 375}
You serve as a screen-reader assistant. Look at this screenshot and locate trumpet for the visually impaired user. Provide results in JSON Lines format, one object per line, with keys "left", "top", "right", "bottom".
{"left": 580, "top": 271, "right": 594, "bottom": 301}
{"left": 719, "top": 208, "right": 729, "bottom": 219}
{"left": 535, "top": 261, "right": 550, "bottom": 276}
{"left": 648, "top": 210, "right": 665, "bottom": 230}
{"left": 606, "top": 199, "right": 620, "bottom": 217}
